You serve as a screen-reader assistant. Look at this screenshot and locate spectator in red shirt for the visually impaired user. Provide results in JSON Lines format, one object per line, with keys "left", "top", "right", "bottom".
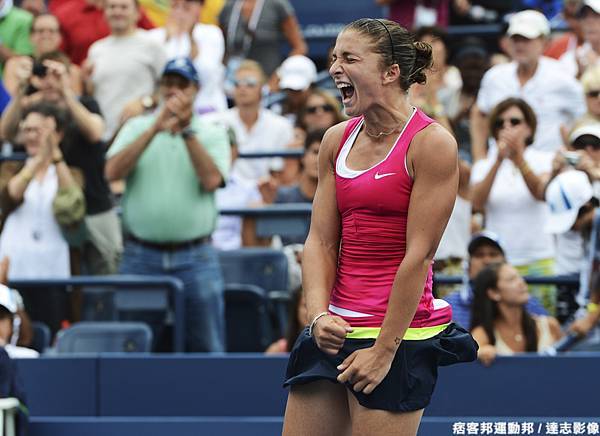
{"left": 375, "top": 0, "right": 450, "bottom": 29}
{"left": 50, "top": 0, "right": 155, "bottom": 65}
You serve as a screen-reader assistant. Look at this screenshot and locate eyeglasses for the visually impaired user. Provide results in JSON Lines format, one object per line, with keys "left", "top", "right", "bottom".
{"left": 20, "top": 126, "right": 40, "bottom": 135}
{"left": 494, "top": 117, "right": 524, "bottom": 130}
{"left": 586, "top": 90, "right": 600, "bottom": 99}
{"left": 32, "top": 27, "right": 60, "bottom": 34}
{"left": 234, "top": 78, "right": 259, "bottom": 88}
{"left": 305, "top": 104, "right": 334, "bottom": 114}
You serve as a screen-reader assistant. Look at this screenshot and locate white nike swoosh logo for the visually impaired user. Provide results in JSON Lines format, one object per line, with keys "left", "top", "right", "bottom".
{"left": 374, "top": 172, "right": 396, "bottom": 180}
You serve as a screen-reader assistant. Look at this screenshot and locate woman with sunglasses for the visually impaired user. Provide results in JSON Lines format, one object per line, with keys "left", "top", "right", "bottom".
{"left": 297, "top": 88, "right": 344, "bottom": 133}
{"left": 471, "top": 97, "right": 556, "bottom": 313}
{"left": 282, "top": 18, "right": 477, "bottom": 436}
{"left": 277, "top": 89, "right": 345, "bottom": 185}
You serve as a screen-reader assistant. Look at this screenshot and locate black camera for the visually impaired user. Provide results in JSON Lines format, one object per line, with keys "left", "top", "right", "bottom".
{"left": 32, "top": 62, "right": 47, "bottom": 77}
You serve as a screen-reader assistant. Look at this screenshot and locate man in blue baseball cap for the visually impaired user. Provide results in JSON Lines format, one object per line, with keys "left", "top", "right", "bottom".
{"left": 162, "top": 57, "right": 200, "bottom": 86}
{"left": 443, "top": 231, "right": 547, "bottom": 329}
{"left": 106, "top": 57, "right": 231, "bottom": 352}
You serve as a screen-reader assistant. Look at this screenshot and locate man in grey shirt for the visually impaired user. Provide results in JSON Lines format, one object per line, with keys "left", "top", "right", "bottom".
{"left": 219, "top": 0, "right": 307, "bottom": 77}
{"left": 86, "top": 0, "right": 166, "bottom": 140}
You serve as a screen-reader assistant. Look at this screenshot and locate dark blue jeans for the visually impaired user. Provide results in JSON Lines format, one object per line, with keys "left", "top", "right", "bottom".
{"left": 119, "top": 240, "right": 225, "bottom": 352}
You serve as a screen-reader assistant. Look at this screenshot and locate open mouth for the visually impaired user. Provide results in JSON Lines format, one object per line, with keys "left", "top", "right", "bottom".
{"left": 337, "top": 82, "right": 355, "bottom": 104}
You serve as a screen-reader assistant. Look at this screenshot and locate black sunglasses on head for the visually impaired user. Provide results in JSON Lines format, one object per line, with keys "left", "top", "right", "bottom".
{"left": 494, "top": 117, "right": 524, "bottom": 130}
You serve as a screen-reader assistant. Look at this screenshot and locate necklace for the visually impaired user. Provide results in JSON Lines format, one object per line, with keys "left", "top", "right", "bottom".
{"left": 364, "top": 125, "right": 400, "bottom": 139}
{"left": 500, "top": 323, "right": 523, "bottom": 342}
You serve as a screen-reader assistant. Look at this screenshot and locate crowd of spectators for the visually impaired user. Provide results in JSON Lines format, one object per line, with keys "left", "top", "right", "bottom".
{"left": 0, "top": 0, "right": 598, "bottom": 363}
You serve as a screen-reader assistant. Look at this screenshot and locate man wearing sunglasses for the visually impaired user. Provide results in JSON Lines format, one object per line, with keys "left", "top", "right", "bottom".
{"left": 105, "top": 57, "right": 231, "bottom": 352}
{"left": 471, "top": 9, "right": 585, "bottom": 161}
{"left": 552, "top": 123, "right": 600, "bottom": 190}
{"left": 202, "top": 59, "right": 293, "bottom": 184}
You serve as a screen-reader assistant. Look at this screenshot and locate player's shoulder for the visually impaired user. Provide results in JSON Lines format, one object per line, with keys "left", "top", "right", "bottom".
{"left": 320, "top": 119, "right": 354, "bottom": 159}
{"left": 414, "top": 122, "right": 457, "bottom": 154}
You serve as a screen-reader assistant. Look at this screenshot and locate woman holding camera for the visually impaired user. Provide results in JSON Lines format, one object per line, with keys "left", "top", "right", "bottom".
{"left": 3, "top": 14, "right": 83, "bottom": 97}
{"left": 471, "top": 97, "right": 555, "bottom": 313}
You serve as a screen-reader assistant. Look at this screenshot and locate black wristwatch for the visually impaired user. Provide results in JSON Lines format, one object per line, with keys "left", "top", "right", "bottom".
{"left": 181, "top": 127, "right": 197, "bottom": 139}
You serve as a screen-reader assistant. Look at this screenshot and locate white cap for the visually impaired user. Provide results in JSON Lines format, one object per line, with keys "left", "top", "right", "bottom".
{"left": 507, "top": 10, "right": 550, "bottom": 39}
{"left": 0, "top": 284, "right": 16, "bottom": 314}
{"left": 582, "top": 0, "right": 600, "bottom": 14}
{"left": 545, "top": 170, "right": 594, "bottom": 234}
{"left": 570, "top": 123, "right": 600, "bottom": 143}
{"left": 278, "top": 55, "right": 317, "bottom": 91}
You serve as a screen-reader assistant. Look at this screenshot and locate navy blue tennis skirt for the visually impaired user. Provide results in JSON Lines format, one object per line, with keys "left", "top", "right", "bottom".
{"left": 284, "top": 323, "right": 478, "bottom": 412}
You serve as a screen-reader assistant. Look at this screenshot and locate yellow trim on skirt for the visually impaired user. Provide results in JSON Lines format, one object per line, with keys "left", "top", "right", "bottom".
{"left": 345, "top": 323, "right": 449, "bottom": 340}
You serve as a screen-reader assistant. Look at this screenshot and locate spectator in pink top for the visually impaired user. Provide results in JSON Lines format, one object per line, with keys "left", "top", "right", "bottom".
{"left": 375, "top": 0, "right": 449, "bottom": 29}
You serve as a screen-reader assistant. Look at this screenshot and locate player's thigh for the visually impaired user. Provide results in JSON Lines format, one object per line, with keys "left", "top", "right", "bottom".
{"left": 347, "top": 390, "right": 424, "bottom": 436}
{"left": 283, "top": 380, "right": 351, "bottom": 436}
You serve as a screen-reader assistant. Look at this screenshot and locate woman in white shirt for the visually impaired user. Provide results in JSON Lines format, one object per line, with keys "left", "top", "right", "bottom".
{"left": 0, "top": 104, "right": 84, "bottom": 279}
{"left": 471, "top": 97, "right": 556, "bottom": 313}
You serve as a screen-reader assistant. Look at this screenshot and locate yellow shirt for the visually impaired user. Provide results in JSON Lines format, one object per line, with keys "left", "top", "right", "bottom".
{"left": 139, "top": 0, "right": 225, "bottom": 27}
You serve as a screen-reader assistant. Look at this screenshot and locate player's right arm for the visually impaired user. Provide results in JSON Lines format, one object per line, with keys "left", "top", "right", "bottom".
{"left": 302, "top": 122, "right": 352, "bottom": 355}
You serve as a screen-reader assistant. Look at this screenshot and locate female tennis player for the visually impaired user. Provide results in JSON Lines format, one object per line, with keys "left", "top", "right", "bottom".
{"left": 282, "top": 19, "right": 478, "bottom": 436}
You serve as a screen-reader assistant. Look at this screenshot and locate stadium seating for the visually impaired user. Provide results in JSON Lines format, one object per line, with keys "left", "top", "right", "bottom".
{"left": 55, "top": 322, "right": 153, "bottom": 353}
{"left": 10, "top": 276, "right": 186, "bottom": 352}
{"left": 31, "top": 322, "right": 51, "bottom": 354}
{"left": 224, "top": 284, "right": 274, "bottom": 352}
{"left": 219, "top": 248, "right": 290, "bottom": 336}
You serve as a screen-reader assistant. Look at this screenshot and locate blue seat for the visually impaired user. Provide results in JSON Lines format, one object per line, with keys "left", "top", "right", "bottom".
{"left": 31, "top": 322, "right": 51, "bottom": 354}
{"left": 219, "top": 249, "right": 290, "bottom": 337}
{"left": 55, "top": 322, "right": 153, "bottom": 353}
{"left": 80, "top": 287, "right": 168, "bottom": 351}
{"left": 224, "top": 284, "right": 274, "bottom": 352}
{"left": 218, "top": 248, "right": 288, "bottom": 293}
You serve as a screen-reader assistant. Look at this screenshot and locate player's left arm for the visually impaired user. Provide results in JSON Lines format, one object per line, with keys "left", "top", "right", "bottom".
{"left": 376, "top": 124, "right": 458, "bottom": 352}
{"left": 337, "top": 125, "right": 458, "bottom": 394}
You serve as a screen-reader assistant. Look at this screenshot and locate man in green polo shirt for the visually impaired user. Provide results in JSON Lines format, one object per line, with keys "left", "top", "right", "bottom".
{"left": 106, "top": 57, "right": 230, "bottom": 352}
{"left": 0, "top": 0, "right": 33, "bottom": 77}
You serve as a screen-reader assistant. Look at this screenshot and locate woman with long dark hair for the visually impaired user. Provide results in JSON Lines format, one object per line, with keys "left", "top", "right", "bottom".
{"left": 471, "top": 262, "right": 562, "bottom": 366}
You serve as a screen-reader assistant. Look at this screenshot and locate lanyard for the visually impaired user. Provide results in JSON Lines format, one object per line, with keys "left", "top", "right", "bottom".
{"left": 226, "top": 0, "right": 265, "bottom": 56}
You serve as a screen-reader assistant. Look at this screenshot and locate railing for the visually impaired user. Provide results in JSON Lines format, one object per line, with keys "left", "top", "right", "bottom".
{"left": 221, "top": 204, "right": 312, "bottom": 239}
{"left": 434, "top": 274, "right": 580, "bottom": 287}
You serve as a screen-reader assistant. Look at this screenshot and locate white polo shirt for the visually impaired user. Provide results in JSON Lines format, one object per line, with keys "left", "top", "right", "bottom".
{"left": 148, "top": 24, "right": 227, "bottom": 114}
{"left": 202, "top": 108, "right": 294, "bottom": 182}
{"left": 477, "top": 56, "right": 585, "bottom": 153}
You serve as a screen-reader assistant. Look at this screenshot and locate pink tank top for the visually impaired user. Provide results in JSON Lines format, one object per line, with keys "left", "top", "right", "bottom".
{"left": 329, "top": 108, "right": 452, "bottom": 329}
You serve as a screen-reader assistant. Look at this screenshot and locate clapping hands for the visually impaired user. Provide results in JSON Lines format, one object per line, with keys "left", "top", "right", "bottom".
{"left": 153, "top": 89, "right": 195, "bottom": 135}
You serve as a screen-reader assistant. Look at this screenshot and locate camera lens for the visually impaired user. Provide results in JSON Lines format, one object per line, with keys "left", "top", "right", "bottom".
{"left": 32, "top": 63, "right": 47, "bottom": 77}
